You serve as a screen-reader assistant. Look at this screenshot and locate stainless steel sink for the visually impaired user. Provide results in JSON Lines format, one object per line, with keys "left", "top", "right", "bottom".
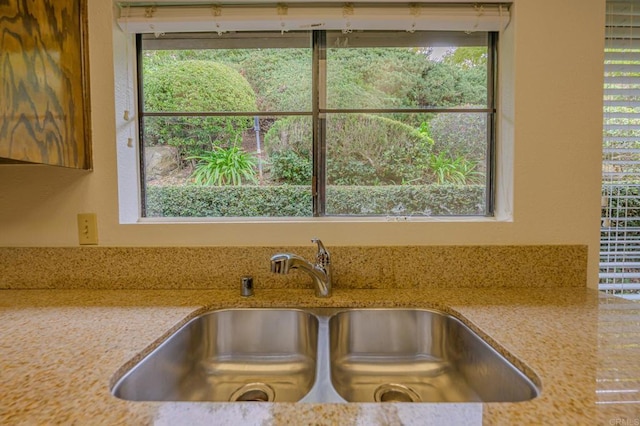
{"left": 112, "top": 308, "right": 538, "bottom": 404}
{"left": 112, "top": 308, "right": 318, "bottom": 402}
{"left": 329, "top": 309, "right": 539, "bottom": 403}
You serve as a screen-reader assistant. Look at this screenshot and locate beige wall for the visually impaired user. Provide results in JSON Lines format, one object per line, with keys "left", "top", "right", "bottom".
{"left": 0, "top": 0, "right": 605, "bottom": 288}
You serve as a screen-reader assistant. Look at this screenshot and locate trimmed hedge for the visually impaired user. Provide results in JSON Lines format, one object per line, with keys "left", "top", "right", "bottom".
{"left": 146, "top": 183, "right": 640, "bottom": 220}
{"left": 145, "top": 185, "right": 485, "bottom": 217}
{"left": 327, "top": 185, "right": 485, "bottom": 216}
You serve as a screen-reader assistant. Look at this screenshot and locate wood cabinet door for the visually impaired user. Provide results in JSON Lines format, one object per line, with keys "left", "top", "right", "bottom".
{"left": 0, "top": 0, "right": 92, "bottom": 169}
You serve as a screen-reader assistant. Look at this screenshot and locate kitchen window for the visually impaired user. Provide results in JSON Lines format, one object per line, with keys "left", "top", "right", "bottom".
{"left": 118, "top": 3, "right": 507, "bottom": 220}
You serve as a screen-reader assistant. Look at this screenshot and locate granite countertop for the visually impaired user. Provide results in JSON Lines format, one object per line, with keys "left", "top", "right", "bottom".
{"left": 1, "top": 287, "right": 639, "bottom": 425}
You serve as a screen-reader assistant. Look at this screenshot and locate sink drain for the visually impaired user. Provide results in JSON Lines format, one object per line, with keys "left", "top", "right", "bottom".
{"left": 229, "top": 383, "right": 275, "bottom": 402}
{"left": 374, "top": 383, "right": 421, "bottom": 403}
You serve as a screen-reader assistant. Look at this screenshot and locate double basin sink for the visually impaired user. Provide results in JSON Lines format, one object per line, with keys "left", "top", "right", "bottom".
{"left": 111, "top": 308, "right": 539, "bottom": 403}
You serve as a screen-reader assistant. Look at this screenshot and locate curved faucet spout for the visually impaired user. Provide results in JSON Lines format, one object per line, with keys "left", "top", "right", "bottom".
{"left": 270, "top": 239, "right": 332, "bottom": 298}
{"left": 271, "top": 253, "right": 319, "bottom": 276}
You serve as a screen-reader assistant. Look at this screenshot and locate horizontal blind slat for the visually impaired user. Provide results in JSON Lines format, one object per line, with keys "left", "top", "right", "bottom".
{"left": 605, "top": 51, "right": 640, "bottom": 61}
{"left": 605, "top": 63, "right": 640, "bottom": 72}
{"left": 605, "top": 100, "right": 640, "bottom": 107}
{"left": 605, "top": 78, "right": 640, "bottom": 86}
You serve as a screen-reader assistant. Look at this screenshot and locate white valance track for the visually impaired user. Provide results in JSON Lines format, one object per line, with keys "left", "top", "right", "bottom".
{"left": 116, "top": 2, "right": 511, "bottom": 34}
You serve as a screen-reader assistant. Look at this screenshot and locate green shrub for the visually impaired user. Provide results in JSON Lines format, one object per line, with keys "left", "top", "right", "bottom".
{"left": 264, "top": 114, "right": 434, "bottom": 185}
{"left": 326, "top": 48, "right": 486, "bottom": 110}
{"left": 188, "top": 146, "right": 258, "bottom": 186}
{"left": 236, "top": 49, "right": 312, "bottom": 112}
{"left": 143, "top": 60, "right": 257, "bottom": 158}
{"left": 263, "top": 117, "right": 311, "bottom": 157}
{"left": 429, "top": 111, "right": 487, "bottom": 166}
{"left": 428, "top": 152, "right": 483, "bottom": 185}
{"left": 269, "top": 150, "right": 312, "bottom": 185}
{"left": 145, "top": 185, "right": 485, "bottom": 217}
{"left": 402, "top": 61, "right": 487, "bottom": 108}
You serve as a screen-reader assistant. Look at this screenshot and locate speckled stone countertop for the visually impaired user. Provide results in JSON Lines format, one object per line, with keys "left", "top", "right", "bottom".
{"left": 1, "top": 287, "right": 639, "bottom": 425}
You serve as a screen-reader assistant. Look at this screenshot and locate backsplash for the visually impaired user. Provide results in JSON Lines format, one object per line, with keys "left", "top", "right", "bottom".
{"left": 0, "top": 245, "right": 587, "bottom": 290}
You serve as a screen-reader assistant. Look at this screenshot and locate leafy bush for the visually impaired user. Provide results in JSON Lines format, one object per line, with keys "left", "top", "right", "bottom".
{"left": 144, "top": 47, "right": 487, "bottom": 113}
{"left": 428, "top": 111, "right": 487, "bottom": 166}
{"left": 429, "top": 152, "right": 483, "bottom": 185}
{"left": 326, "top": 48, "right": 486, "bottom": 111}
{"left": 145, "top": 49, "right": 312, "bottom": 112}
{"left": 143, "top": 60, "right": 257, "bottom": 158}
{"left": 235, "top": 49, "right": 312, "bottom": 112}
{"left": 269, "top": 150, "right": 312, "bottom": 185}
{"left": 188, "top": 146, "right": 257, "bottom": 186}
{"left": 443, "top": 47, "right": 488, "bottom": 69}
{"left": 329, "top": 114, "right": 434, "bottom": 185}
{"left": 145, "top": 185, "right": 485, "bottom": 217}
{"left": 264, "top": 114, "right": 434, "bottom": 185}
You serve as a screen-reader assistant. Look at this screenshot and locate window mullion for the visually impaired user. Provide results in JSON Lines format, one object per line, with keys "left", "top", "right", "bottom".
{"left": 312, "top": 30, "right": 327, "bottom": 216}
{"left": 136, "top": 34, "right": 147, "bottom": 218}
{"left": 485, "top": 32, "right": 498, "bottom": 217}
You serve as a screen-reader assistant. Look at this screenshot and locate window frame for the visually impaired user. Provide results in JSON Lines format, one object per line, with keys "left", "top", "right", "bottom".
{"left": 135, "top": 30, "right": 498, "bottom": 219}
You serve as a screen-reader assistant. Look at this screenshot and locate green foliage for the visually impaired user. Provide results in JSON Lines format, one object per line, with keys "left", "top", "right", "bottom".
{"left": 188, "top": 146, "right": 258, "bottom": 186}
{"left": 143, "top": 60, "right": 257, "bottom": 158}
{"left": 602, "top": 185, "right": 640, "bottom": 227}
{"left": 146, "top": 185, "right": 313, "bottom": 217}
{"left": 328, "top": 114, "right": 434, "bottom": 185}
{"left": 443, "top": 47, "right": 488, "bottom": 69}
{"left": 145, "top": 46, "right": 487, "bottom": 114}
{"left": 145, "top": 185, "right": 485, "bottom": 217}
{"left": 263, "top": 117, "right": 311, "bottom": 157}
{"left": 264, "top": 114, "right": 434, "bottom": 185}
{"left": 429, "top": 152, "right": 483, "bottom": 185}
{"left": 269, "top": 150, "right": 312, "bottom": 185}
{"left": 429, "top": 112, "right": 487, "bottom": 166}
{"left": 141, "top": 42, "right": 492, "bottom": 216}
{"left": 237, "top": 49, "right": 312, "bottom": 112}
{"left": 145, "top": 49, "right": 312, "bottom": 112}
{"left": 453, "top": 159, "right": 484, "bottom": 184}
{"left": 417, "top": 121, "right": 432, "bottom": 139}
{"left": 415, "top": 61, "right": 487, "bottom": 107}
{"left": 435, "top": 47, "right": 488, "bottom": 106}
{"left": 326, "top": 48, "right": 406, "bottom": 109}
{"left": 326, "top": 47, "right": 486, "bottom": 110}
{"left": 327, "top": 184, "right": 486, "bottom": 216}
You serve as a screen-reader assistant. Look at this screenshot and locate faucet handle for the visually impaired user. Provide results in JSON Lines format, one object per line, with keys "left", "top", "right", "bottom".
{"left": 311, "top": 238, "right": 330, "bottom": 269}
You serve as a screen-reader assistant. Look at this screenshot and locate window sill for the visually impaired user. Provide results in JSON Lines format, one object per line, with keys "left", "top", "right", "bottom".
{"left": 133, "top": 215, "right": 512, "bottom": 225}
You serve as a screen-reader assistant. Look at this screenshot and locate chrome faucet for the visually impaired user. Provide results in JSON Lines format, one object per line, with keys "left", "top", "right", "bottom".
{"left": 270, "top": 238, "right": 332, "bottom": 298}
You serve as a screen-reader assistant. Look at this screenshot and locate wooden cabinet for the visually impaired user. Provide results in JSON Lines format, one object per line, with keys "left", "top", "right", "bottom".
{"left": 0, "top": 0, "right": 91, "bottom": 169}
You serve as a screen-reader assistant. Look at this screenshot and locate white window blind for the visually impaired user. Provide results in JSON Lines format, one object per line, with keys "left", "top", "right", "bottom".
{"left": 116, "top": 2, "right": 510, "bottom": 34}
{"left": 601, "top": 0, "right": 640, "bottom": 300}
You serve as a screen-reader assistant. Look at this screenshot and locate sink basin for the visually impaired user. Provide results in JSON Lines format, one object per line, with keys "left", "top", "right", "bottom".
{"left": 112, "top": 307, "right": 538, "bottom": 404}
{"left": 329, "top": 309, "right": 539, "bottom": 403}
{"left": 111, "top": 308, "right": 318, "bottom": 402}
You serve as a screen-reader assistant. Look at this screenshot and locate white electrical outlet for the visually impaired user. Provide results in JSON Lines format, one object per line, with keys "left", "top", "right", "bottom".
{"left": 77, "top": 213, "right": 98, "bottom": 245}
